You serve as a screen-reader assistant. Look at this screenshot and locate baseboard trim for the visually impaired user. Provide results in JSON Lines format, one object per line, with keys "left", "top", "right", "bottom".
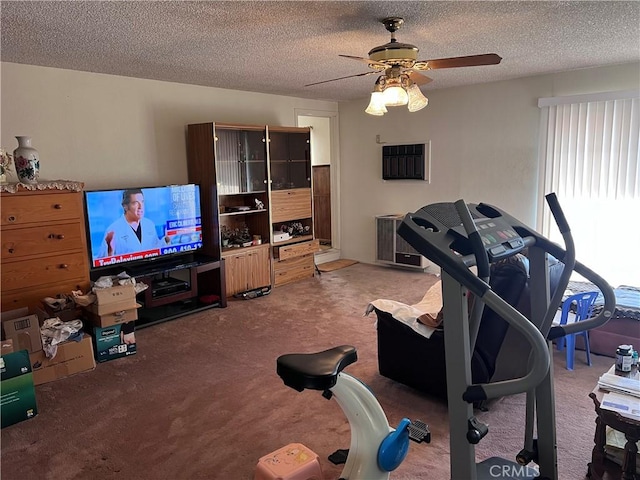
{"left": 315, "top": 248, "right": 341, "bottom": 264}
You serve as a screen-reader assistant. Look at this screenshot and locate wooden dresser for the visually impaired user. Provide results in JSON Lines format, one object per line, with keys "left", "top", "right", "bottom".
{"left": 1, "top": 182, "right": 90, "bottom": 312}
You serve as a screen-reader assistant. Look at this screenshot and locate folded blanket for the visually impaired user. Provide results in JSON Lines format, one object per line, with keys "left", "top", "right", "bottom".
{"left": 365, "top": 281, "right": 443, "bottom": 339}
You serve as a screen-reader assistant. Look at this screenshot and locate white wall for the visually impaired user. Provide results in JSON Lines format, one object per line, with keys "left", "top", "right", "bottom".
{"left": 338, "top": 63, "right": 640, "bottom": 264}
{"left": 2, "top": 61, "right": 638, "bottom": 268}
{"left": 0, "top": 63, "right": 338, "bottom": 189}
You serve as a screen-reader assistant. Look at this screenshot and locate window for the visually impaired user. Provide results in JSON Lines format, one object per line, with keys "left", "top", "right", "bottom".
{"left": 538, "top": 90, "right": 639, "bottom": 287}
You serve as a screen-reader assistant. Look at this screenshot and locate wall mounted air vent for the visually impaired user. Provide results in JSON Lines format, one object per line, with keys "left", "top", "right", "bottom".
{"left": 382, "top": 143, "right": 429, "bottom": 181}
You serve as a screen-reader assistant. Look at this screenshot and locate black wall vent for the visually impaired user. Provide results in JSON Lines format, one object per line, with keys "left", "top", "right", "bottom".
{"left": 382, "top": 143, "right": 426, "bottom": 180}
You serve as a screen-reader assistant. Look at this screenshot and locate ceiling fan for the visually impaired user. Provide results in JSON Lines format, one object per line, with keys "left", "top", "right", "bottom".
{"left": 307, "top": 17, "right": 502, "bottom": 115}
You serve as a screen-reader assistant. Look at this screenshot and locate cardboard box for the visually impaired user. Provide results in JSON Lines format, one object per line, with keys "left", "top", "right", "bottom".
{"left": 90, "top": 285, "right": 138, "bottom": 315}
{"left": 29, "top": 334, "right": 96, "bottom": 385}
{"left": 42, "top": 303, "right": 83, "bottom": 323}
{"left": 92, "top": 322, "right": 136, "bottom": 363}
{"left": 1, "top": 308, "right": 43, "bottom": 353}
{"left": 1, "top": 350, "right": 38, "bottom": 428}
{"left": 85, "top": 303, "right": 141, "bottom": 328}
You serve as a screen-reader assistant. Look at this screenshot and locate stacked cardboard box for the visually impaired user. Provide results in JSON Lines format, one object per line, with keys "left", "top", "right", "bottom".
{"left": 1, "top": 308, "right": 42, "bottom": 354}
{"left": 85, "top": 285, "right": 139, "bottom": 362}
{"left": 1, "top": 308, "right": 96, "bottom": 386}
{"left": 28, "top": 334, "right": 95, "bottom": 385}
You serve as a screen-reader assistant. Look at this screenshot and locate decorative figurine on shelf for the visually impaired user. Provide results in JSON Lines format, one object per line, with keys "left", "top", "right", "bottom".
{"left": 0, "top": 148, "right": 13, "bottom": 184}
{"left": 221, "top": 225, "right": 232, "bottom": 247}
{"left": 236, "top": 225, "right": 252, "bottom": 246}
{"left": 280, "top": 222, "right": 310, "bottom": 237}
{"left": 254, "top": 198, "right": 264, "bottom": 210}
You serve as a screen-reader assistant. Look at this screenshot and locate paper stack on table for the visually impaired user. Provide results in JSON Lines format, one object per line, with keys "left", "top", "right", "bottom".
{"left": 600, "top": 392, "right": 640, "bottom": 421}
{"left": 598, "top": 366, "right": 640, "bottom": 398}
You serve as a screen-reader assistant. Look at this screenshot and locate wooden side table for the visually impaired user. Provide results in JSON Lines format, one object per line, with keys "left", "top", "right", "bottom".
{"left": 588, "top": 379, "right": 640, "bottom": 479}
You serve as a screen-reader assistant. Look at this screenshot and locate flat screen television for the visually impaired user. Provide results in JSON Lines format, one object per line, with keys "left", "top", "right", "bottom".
{"left": 84, "top": 184, "right": 202, "bottom": 271}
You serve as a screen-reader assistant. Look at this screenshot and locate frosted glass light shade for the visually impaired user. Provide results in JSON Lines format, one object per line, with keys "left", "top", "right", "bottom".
{"left": 382, "top": 86, "right": 408, "bottom": 106}
{"left": 407, "top": 83, "right": 428, "bottom": 112}
{"left": 365, "top": 91, "right": 388, "bottom": 116}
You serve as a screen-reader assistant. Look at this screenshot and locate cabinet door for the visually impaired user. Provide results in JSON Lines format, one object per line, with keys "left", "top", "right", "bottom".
{"left": 216, "top": 128, "right": 268, "bottom": 194}
{"left": 223, "top": 252, "right": 248, "bottom": 296}
{"left": 288, "top": 132, "right": 311, "bottom": 188}
{"left": 246, "top": 246, "right": 271, "bottom": 289}
{"left": 268, "top": 131, "right": 311, "bottom": 190}
{"left": 242, "top": 130, "right": 268, "bottom": 193}
{"left": 216, "top": 129, "right": 243, "bottom": 194}
{"left": 271, "top": 189, "right": 312, "bottom": 223}
{"left": 269, "top": 131, "right": 289, "bottom": 190}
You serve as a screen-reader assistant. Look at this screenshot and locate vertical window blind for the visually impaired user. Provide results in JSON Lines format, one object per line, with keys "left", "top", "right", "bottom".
{"left": 538, "top": 91, "right": 639, "bottom": 287}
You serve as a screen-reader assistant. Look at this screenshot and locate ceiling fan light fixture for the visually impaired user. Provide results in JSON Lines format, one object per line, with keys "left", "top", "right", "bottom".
{"left": 406, "top": 83, "right": 428, "bottom": 112}
{"left": 382, "top": 79, "right": 408, "bottom": 106}
{"left": 365, "top": 91, "right": 388, "bottom": 116}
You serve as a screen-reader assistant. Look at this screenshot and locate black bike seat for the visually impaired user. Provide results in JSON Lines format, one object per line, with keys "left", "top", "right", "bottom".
{"left": 277, "top": 345, "right": 357, "bottom": 392}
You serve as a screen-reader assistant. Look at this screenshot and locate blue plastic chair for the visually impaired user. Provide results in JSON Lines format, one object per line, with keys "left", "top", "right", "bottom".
{"left": 556, "top": 291, "right": 599, "bottom": 370}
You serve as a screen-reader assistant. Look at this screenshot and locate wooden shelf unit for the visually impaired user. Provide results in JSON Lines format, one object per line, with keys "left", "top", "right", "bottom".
{"left": 187, "top": 122, "right": 320, "bottom": 296}
{"left": 187, "top": 122, "right": 271, "bottom": 297}
{"left": 267, "top": 126, "right": 319, "bottom": 286}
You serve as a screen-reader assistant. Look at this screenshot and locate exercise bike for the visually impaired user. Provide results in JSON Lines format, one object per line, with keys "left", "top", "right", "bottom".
{"left": 277, "top": 345, "right": 430, "bottom": 480}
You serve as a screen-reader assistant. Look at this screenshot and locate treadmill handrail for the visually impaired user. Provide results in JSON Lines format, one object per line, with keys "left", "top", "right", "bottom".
{"left": 523, "top": 235, "right": 616, "bottom": 338}
{"left": 454, "top": 201, "right": 550, "bottom": 403}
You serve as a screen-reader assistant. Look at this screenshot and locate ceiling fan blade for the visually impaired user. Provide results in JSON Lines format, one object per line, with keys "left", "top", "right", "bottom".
{"left": 407, "top": 70, "right": 433, "bottom": 86}
{"left": 414, "top": 53, "right": 502, "bottom": 70}
{"left": 339, "top": 54, "right": 389, "bottom": 69}
{"left": 305, "top": 70, "right": 378, "bottom": 87}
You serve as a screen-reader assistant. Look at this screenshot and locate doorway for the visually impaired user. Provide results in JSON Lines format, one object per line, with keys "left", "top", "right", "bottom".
{"left": 296, "top": 110, "right": 340, "bottom": 263}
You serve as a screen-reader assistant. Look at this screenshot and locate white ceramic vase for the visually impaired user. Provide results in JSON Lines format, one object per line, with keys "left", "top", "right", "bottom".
{"left": 13, "top": 136, "right": 40, "bottom": 185}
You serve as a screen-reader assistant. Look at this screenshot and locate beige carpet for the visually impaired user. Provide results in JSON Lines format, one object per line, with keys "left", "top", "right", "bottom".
{"left": 317, "top": 259, "right": 358, "bottom": 272}
{"left": 0, "top": 263, "right": 612, "bottom": 480}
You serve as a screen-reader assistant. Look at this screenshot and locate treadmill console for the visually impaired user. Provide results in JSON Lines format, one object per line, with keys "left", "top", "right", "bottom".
{"left": 450, "top": 217, "right": 525, "bottom": 262}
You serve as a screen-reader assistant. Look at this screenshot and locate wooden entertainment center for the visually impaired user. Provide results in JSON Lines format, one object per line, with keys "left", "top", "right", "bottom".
{"left": 186, "top": 122, "right": 319, "bottom": 298}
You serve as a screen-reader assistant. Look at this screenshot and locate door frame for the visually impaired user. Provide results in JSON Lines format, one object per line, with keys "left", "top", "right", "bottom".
{"left": 294, "top": 109, "right": 341, "bottom": 255}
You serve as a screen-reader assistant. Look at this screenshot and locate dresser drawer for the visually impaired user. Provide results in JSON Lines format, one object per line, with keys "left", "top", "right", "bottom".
{"left": 1, "top": 279, "right": 90, "bottom": 312}
{"left": 1, "top": 252, "right": 88, "bottom": 291}
{"left": 271, "top": 188, "right": 311, "bottom": 223}
{"left": 275, "top": 239, "right": 319, "bottom": 261}
{"left": 1, "top": 192, "right": 83, "bottom": 227}
{"left": 273, "top": 253, "right": 315, "bottom": 286}
{"left": 2, "top": 221, "right": 86, "bottom": 260}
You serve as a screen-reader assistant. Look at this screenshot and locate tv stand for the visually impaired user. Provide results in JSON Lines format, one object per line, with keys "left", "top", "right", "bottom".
{"left": 90, "top": 254, "right": 226, "bottom": 328}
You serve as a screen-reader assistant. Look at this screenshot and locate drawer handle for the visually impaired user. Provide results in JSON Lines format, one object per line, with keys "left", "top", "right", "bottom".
{"left": 49, "top": 233, "right": 65, "bottom": 240}
{"left": 54, "top": 204, "right": 63, "bottom": 209}
{"left": 8, "top": 215, "right": 16, "bottom": 222}
{"left": 8, "top": 248, "right": 14, "bottom": 254}
{"left": 59, "top": 264, "right": 69, "bottom": 269}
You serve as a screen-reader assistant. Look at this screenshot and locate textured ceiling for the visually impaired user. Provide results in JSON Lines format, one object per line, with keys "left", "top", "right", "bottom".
{"left": 2, "top": 1, "right": 639, "bottom": 103}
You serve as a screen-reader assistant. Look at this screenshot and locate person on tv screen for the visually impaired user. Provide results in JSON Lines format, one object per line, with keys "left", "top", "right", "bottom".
{"left": 98, "top": 188, "right": 169, "bottom": 257}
